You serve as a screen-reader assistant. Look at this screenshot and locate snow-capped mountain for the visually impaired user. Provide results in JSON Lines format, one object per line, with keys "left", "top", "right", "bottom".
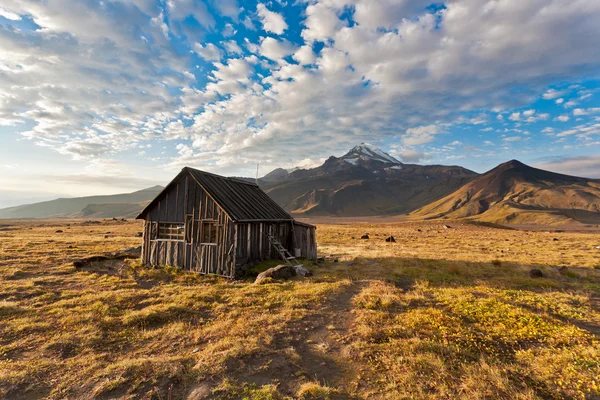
{"left": 341, "top": 143, "right": 402, "bottom": 166}
{"left": 259, "top": 143, "right": 477, "bottom": 216}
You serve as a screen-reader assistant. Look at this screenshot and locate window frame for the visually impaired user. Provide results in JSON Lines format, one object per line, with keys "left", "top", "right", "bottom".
{"left": 157, "top": 222, "right": 185, "bottom": 241}
{"left": 200, "top": 220, "right": 218, "bottom": 245}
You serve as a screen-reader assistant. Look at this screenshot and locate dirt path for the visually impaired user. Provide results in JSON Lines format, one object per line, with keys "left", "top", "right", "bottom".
{"left": 288, "top": 280, "right": 366, "bottom": 394}
{"left": 241, "top": 280, "right": 367, "bottom": 398}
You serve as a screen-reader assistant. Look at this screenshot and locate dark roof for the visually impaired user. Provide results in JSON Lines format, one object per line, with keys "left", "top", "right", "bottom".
{"left": 137, "top": 167, "right": 293, "bottom": 222}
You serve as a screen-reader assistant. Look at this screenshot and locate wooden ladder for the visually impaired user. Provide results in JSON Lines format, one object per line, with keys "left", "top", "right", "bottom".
{"left": 266, "top": 233, "right": 301, "bottom": 266}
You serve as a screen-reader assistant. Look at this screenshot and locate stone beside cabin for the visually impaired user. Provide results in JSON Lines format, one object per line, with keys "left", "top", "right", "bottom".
{"left": 136, "top": 167, "right": 317, "bottom": 278}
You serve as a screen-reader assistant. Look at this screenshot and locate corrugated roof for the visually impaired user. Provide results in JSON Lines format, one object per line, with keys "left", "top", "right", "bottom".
{"left": 187, "top": 167, "right": 292, "bottom": 222}
{"left": 137, "top": 167, "right": 293, "bottom": 222}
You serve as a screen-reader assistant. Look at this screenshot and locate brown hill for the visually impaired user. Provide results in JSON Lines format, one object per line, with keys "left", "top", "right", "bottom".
{"left": 412, "top": 160, "right": 600, "bottom": 225}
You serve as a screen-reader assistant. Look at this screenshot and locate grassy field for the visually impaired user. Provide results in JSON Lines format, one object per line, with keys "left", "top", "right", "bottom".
{"left": 1, "top": 219, "right": 599, "bottom": 399}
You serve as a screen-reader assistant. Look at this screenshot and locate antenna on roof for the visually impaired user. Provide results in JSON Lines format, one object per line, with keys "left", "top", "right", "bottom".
{"left": 256, "top": 163, "right": 260, "bottom": 185}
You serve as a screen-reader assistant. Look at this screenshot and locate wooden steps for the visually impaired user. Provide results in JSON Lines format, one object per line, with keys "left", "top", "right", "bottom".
{"left": 266, "top": 233, "right": 302, "bottom": 266}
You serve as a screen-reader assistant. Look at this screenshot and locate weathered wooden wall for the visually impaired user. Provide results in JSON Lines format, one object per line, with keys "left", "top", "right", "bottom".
{"left": 233, "top": 221, "right": 317, "bottom": 267}
{"left": 293, "top": 223, "right": 317, "bottom": 260}
{"left": 142, "top": 174, "right": 236, "bottom": 277}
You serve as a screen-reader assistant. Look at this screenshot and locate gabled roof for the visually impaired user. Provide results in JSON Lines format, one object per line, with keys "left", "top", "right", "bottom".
{"left": 137, "top": 167, "right": 293, "bottom": 222}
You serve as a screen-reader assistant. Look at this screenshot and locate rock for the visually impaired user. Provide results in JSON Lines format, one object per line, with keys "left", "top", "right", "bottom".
{"left": 553, "top": 238, "right": 559, "bottom": 241}
{"left": 443, "top": 225, "right": 452, "bottom": 229}
{"left": 360, "top": 234, "right": 369, "bottom": 240}
{"left": 529, "top": 269, "right": 543, "bottom": 278}
{"left": 317, "top": 257, "right": 325, "bottom": 262}
{"left": 417, "top": 229, "right": 422, "bottom": 232}
{"left": 294, "top": 265, "right": 313, "bottom": 277}
{"left": 120, "top": 246, "right": 142, "bottom": 254}
{"left": 104, "top": 235, "right": 109, "bottom": 239}
{"left": 255, "top": 265, "right": 297, "bottom": 284}
{"left": 347, "top": 260, "right": 356, "bottom": 266}
{"left": 558, "top": 266, "right": 569, "bottom": 275}
{"left": 135, "top": 232, "right": 143, "bottom": 237}
{"left": 385, "top": 236, "right": 396, "bottom": 242}
{"left": 55, "top": 230, "right": 63, "bottom": 233}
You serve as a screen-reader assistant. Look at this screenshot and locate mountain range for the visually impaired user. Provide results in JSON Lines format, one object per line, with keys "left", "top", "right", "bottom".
{"left": 0, "top": 186, "right": 163, "bottom": 219}
{"left": 1, "top": 144, "right": 599, "bottom": 225}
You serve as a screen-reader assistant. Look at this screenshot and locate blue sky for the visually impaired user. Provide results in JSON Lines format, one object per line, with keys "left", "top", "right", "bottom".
{"left": 1, "top": 0, "right": 600, "bottom": 205}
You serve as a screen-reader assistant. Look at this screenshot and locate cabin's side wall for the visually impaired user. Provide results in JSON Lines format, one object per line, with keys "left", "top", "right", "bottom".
{"left": 234, "top": 221, "right": 293, "bottom": 271}
{"left": 293, "top": 224, "right": 317, "bottom": 261}
{"left": 142, "top": 174, "right": 236, "bottom": 277}
{"left": 232, "top": 221, "right": 316, "bottom": 273}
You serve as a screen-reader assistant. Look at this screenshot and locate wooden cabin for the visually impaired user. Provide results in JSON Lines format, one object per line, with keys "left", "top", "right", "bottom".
{"left": 136, "top": 167, "right": 317, "bottom": 278}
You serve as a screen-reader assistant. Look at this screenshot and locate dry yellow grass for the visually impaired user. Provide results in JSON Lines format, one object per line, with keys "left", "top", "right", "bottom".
{"left": 0, "top": 218, "right": 599, "bottom": 399}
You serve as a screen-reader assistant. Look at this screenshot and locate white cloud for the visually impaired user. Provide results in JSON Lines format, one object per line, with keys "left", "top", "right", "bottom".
{"left": 0, "top": 7, "right": 21, "bottom": 20}
{"left": 554, "top": 115, "right": 570, "bottom": 122}
{"left": 523, "top": 109, "right": 535, "bottom": 117}
{"left": 256, "top": 3, "right": 288, "bottom": 35}
{"left": 302, "top": 3, "right": 342, "bottom": 43}
{"left": 402, "top": 125, "right": 444, "bottom": 146}
{"left": 223, "top": 40, "right": 243, "bottom": 55}
{"left": 573, "top": 107, "right": 600, "bottom": 116}
{"left": 542, "top": 89, "right": 567, "bottom": 100}
{"left": 194, "top": 43, "right": 222, "bottom": 61}
{"left": 259, "top": 37, "right": 297, "bottom": 60}
{"left": 555, "top": 98, "right": 564, "bottom": 104}
{"left": 509, "top": 112, "right": 521, "bottom": 121}
{"left": 293, "top": 45, "right": 317, "bottom": 65}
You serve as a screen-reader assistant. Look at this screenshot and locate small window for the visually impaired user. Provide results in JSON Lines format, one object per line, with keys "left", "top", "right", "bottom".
{"left": 201, "top": 221, "right": 217, "bottom": 244}
{"left": 158, "top": 222, "right": 184, "bottom": 241}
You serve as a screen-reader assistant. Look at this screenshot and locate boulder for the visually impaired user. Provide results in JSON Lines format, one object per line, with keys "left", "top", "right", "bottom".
{"left": 360, "top": 234, "right": 369, "bottom": 240}
{"left": 443, "top": 225, "right": 453, "bottom": 229}
{"left": 135, "top": 232, "right": 143, "bottom": 237}
{"left": 55, "top": 230, "right": 63, "bottom": 233}
{"left": 558, "top": 266, "right": 569, "bottom": 275}
{"left": 529, "top": 269, "right": 544, "bottom": 278}
{"left": 385, "top": 236, "right": 396, "bottom": 243}
{"left": 120, "top": 246, "right": 142, "bottom": 255}
{"left": 294, "top": 265, "right": 313, "bottom": 277}
{"left": 255, "top": 265, "right": 297, "bottom": 284}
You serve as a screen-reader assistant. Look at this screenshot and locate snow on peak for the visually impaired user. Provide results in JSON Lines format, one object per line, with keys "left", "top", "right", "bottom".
{"left": 342, "top": 143, "right": 402, "bottom": 166}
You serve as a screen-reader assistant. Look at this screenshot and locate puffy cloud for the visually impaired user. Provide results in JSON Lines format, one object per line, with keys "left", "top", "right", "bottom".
{"left": 256, "top": 3, "right": 287, "bottom": 35}
{"left": 223, "top": 40, "right": 243, "bottom": 55}
{"left": 403, "top": 125, "right": 444, "bottom": 146}
{"left": 301, "top": 3, "right": 343, "bottom": 42}
{"left": 542, "top": 89, "right": 568, "bottom": 100}
{"left": 293, "top": 45, "right": 317, "bottom": 65}
{"left": 259, "top": 37, "right": 297, "bottom": 60}
{"left": 194, "top": 42, "right": 222, "bottom": 60}
{"left": 555, "top": 115, "right": 570, "bottom": 122}
{"left": 167, "top": 0, "right": 215, "bottom": 27}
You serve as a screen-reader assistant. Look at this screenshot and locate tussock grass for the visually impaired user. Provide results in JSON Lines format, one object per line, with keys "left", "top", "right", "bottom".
{"left": 0, "top": 219, "right": 599, "bottom": 399}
